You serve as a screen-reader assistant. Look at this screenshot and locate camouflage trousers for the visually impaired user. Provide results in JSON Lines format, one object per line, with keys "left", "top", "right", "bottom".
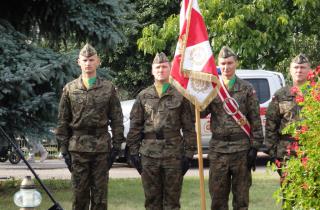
{"left": 141, "top": 155, "right": 183, "bottom": 210}
{"left": 209, "top": 150, "right": 252, "bottom": 210}
{"left": 71, "top": 152, "right": 109, "bottom": 210}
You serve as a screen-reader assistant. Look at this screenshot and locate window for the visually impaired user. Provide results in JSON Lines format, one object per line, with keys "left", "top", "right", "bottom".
{"left": 244, "top": 79, "right": 270, "bottom": 104}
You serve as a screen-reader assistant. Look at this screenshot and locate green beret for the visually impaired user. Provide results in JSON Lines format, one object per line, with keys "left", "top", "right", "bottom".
{"left": 153, "top": 52, "right": 169, "bottom": 64}
{"left": 218, "top": 46, "right": 237, "bottom": 59}
{"left": 291, "top": 53, "right": 309, "bottom": 64}
{"left": 79, "top": 43, "right": 97, "bottom": 57}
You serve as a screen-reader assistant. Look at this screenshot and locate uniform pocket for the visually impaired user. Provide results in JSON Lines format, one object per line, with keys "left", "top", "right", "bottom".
{"left": 165, "top": 98, "right": 182, "bottom": 109}
{"left": 94, "top": 93, "right": 110, "bottom": 106}
{"left": 279, "top": 101, "right": 296, "bottom": 114}
{"left": 70, "top": 92, "right": 86, "bottom": 104}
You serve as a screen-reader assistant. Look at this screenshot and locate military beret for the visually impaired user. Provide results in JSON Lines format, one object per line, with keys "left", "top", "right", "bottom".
{"left": 79, "top": 43, "right": 97, "bottom": 57}
{"left": 291, "top": 53, "right": 309, "bottom": 64}
{"left": 152, "top": 52, "right": 169, "bottom": 64}
{"left": 218, "top": 46, "right": 237, "bottom": 59}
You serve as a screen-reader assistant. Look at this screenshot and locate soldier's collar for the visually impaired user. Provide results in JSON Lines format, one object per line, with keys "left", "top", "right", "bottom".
{"left": 77, "top": 76, "right": 102, "bottom": 90}
{"left": 152, "top": 83, "right": 173, "bottom": 97}
{"left": 226, "top": 76, "right": 239, "bottom": 91}
{"left": 161, "top": 85, "right": 174, "bottom": 96}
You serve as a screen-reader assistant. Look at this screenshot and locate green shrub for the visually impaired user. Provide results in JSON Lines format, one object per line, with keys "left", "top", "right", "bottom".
{"left": 275, "top": 65, "right": 320, "bottom": 209}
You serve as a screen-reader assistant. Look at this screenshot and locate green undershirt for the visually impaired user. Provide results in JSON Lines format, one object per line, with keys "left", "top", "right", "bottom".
{"left": 83, "top": 77, "right": 96, "bottom": 89}
{"left": 155, "top": 82, "right": 170, "bottom": 97}
{"left": 223, "top": 75, "right": 236, "bottom": 90}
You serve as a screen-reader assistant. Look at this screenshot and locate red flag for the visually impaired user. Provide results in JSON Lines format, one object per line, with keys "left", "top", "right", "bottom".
{"left": 170, "top": 0, "right": 220, "bottom": 111}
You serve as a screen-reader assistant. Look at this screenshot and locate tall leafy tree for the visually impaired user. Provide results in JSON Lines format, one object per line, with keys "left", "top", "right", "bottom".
{"left": 110, "top": 0, "right": 180, "bottom": 98}
{"left": 137, "top": 0, "right": 320, "bottom": 77}
{"left": 0, "top": 0, "right": 134, "bottom": 50}
{"left": 0, "top": 0, "right": 134, "bottom": 140}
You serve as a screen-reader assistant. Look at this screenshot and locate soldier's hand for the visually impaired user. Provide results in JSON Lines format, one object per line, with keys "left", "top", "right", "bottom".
{"left": 247, "top": 148, "right": 257, "bottom": 171}
{"left": 181, "top": 156, "right": 192, "bottom": 176}
{"left": 130, "top": 154, "right": 142, "bottom": 174}
{"left": 62, "top": 152, "right": 72, "bottom": 172}
{"left": 108, "top": 147, "right": 119, "bottom": 170}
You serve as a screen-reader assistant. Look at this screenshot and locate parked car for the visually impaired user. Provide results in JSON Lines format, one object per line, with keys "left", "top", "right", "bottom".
{"left": 117, "top": 99, "right": 135, "bottom": 162}
{"left": 118, "top": 69, "right": 285, "bottom": 161}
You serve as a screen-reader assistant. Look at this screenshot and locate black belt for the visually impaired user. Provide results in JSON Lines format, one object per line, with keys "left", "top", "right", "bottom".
{"left": 144, "top": 131, "right": 181, "bottom": 140}
{"left": 72, "top": 128, "right": 107, "bottom": 136}
{"left": 212, "top": 133, "right": 248, "bottom": 141}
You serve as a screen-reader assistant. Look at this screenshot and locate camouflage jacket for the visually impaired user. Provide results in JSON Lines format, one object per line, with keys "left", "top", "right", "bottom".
{"left": 126, "top": 84, "right": 196, "bottom": 159}
{"left": 55, "top": 76, "right": 124, "bottom": 153}
{"left": 265, "top": 86, "right": 301, "bottom": 159}
{"left": 201, "top": 76, "right": 263, "bottom": 153}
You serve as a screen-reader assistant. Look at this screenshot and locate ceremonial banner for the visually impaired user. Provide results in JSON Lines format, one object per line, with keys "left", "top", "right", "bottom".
{"left": 170, "top": 0, "right": 220, "bottom": 111}
{"left": 170, "top": 1, "right": 220, "bottom": 209}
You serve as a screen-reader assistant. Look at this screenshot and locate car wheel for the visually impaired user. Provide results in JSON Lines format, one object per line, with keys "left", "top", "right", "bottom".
{"left": 0, "top": 155, "right": 8, "bottom": 162}
{"left": 9, "top": 151, "right": 21, "bottom": 164}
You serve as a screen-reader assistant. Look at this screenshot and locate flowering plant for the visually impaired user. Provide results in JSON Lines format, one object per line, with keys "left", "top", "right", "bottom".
{"left": 275, "top": 65, "right": 320, "bottom": 209}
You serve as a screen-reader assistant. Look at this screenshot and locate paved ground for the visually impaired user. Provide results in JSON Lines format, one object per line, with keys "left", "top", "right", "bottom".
{"left": 0, "top": 153, "right": 273, "bottom": 180}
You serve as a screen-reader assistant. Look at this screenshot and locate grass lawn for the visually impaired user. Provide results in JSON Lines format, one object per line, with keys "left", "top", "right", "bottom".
{"left": 0, "top": 172, "right": 281, "bottom": 210}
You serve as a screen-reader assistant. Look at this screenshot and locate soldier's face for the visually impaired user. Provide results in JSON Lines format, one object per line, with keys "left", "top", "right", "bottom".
{"left": 78, "top": 55, "right": 100, "bottom": 76}
{"left": 152, "top": 62, "right": 171, "bottom": 83}
{"left": 219, "top": 56, "right": 237, "bottom": 79}
{"left": 290, "top": 62, "right": 310, "bottom": 85}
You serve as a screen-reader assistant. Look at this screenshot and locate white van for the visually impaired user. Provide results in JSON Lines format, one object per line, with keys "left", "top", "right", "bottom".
{"left": 119, "top": 70, "right": 285, "bottom": 160}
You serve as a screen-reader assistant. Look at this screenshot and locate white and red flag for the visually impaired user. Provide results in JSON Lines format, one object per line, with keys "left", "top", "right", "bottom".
{"left": 170, "top": 0, "right": 220, "bottom": 111}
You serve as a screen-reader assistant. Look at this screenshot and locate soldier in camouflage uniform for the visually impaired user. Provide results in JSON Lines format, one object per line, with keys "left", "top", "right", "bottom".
{"left": 201, "top": 46, "right": 263, "bottom": 210}
{"left": 126, "top": 52, "right": 196, "bottom": 210}
{"left": 265, "top": 54, "right": 311, "bottom": 184}
{"left": 56, "top": 43, "right": 124, "bottom": 210}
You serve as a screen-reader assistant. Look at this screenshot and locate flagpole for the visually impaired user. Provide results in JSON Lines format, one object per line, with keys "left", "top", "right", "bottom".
{"left": 179, "top": 1, "right": 206, "bottom": 208}
{"left": 195, "top": 105, "right": 206, "bottom": 210}
{"left": 179, "top": 0, "right": 193, "bottom": 75}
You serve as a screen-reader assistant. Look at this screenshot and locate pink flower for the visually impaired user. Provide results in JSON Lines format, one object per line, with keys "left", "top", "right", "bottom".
{"left": 300, "top": 125, "right": 308, "bottom": 133}
{"left": 275, "top": 159, "right": 281, "bottom": 168}
{"left": 291, "top": 142, "right": 299, "bottom": 151}
{"left": 310, "top": 81, "right": 317, "bottom": 87}
{"left": 291, "top": 86, "right": 299, "bottom": 94}
{"left": 301, "top": 157, "right": 308, "bottom": 167}
{"left": 286, "top": 144, "right": 291, "bottom": 155}
{"left": 295, "top": 95, "right": 304, "bottom": 103}
{"left": 307, "top": 71, "right": 315, "bottom": 81}
{"left": 315, "top": 93, "right": 320, "bottom": 102}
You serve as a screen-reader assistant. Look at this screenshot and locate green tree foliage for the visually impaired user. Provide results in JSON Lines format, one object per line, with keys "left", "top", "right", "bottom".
{"left": 137, "top": 0, "right": 320, "bottom": 77}
{"left": 0, "top": 0, "right": 134, "bottom": 51}
{"left": 0, "top": 0, "right": 134, "bottom": 140}
{"left": 110, "top": 0, "right": 180, "bottom": 98}
{"left": 0, "top": 20, "right": 79, "bottom": 139}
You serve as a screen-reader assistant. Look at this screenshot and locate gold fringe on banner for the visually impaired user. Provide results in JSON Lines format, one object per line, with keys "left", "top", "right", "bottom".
{"left": 183, "top": 70, "right": 220, "bottom": 83}
{"left": 169, "top": 76, "right": 221, "bottom": 111}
